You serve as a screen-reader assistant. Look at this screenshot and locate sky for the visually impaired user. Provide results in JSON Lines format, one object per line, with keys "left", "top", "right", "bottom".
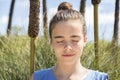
{"left": 0, "top": 0, "right": 119, "bottom": 42}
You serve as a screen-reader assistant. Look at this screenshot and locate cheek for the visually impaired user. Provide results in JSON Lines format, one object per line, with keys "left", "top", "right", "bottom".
{"left": 76, "top": 41, "right": 84, "bottom": 47}
{"left": 51, "top": 44, "right": 62, "bottom": 53}
{"left": 74, "top": 42, "right": 84, "bottom": 51}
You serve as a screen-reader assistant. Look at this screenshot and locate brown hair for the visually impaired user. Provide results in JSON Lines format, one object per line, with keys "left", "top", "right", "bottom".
{"left": 57, "top": 2, "right": 73, "bottom": 11}
{"left": 49, "top": 2, "right": 86, "bottom": 38}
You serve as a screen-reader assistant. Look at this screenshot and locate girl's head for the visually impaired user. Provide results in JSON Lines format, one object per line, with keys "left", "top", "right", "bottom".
{"left": 49, "top": 2, "right": 87, "bottom": 64}
{"left": 49, "top": 2, "right": 86, "bottom": 39}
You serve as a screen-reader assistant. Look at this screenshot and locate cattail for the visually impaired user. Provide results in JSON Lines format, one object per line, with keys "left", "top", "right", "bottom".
{"left": 28, "top": 0, "right": 40, "bottom": 76}
{"left": 28, "top": 0, "right": 40, "bottom": 38}
{"left": 92, "top": 0, "right": 101, "bottom": 5}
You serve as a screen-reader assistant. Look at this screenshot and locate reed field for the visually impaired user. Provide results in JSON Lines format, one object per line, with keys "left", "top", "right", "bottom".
{"left": 0, "top": 36, "right": 120, "bottom": 80}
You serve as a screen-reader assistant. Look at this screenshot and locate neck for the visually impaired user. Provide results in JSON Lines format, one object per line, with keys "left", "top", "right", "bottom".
{"left": 53, "top": 59, "right": 85, "bottom": 79}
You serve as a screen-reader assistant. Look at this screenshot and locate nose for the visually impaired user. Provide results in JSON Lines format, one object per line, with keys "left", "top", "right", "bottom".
{"left": 64, "top": 42, "right": 72, "bottom": 51}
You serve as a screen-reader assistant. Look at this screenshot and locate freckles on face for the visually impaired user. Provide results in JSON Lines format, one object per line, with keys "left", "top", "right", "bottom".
{"left": 51, "top": 20, "right": 87, "bottom": 54}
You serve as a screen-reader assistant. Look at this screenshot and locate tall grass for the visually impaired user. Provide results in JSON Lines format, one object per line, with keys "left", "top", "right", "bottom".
{"left": 0, "top": 36, "right": 30, "bottom": 80}
{"left": 0, "top": 36, "right": 120, "bottom": 80}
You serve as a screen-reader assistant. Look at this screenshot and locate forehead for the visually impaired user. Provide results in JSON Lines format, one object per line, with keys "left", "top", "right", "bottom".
{"left": 51, "top": 20, "right": 83, "bottom": 38}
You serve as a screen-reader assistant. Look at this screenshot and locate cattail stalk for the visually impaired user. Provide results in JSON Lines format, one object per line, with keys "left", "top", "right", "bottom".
{"left": 112, "top": 0, "right": 119, "bottom": 47}
{"left": 7, "top": 0, "right": 15, "bottom": 37}
{"left": 43, "top": 0, "right": 48, "bottom": 39}
{"left": 92, "top": 0, "right": 101, "bottom": 70}
{"left": 79, "top": 0, "right": 86, "bottom": 17}
{"left": 112, "top": 0, "right": 119, "bottom": 77}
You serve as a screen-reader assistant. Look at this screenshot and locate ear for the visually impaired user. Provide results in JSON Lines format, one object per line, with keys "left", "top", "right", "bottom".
{"left": 84, "top": 36, "right": 88, "bottom": 47}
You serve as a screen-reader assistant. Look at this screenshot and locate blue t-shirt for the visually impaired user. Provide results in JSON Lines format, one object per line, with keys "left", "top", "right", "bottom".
{"left": 34, "top": 67, "right": 108, "bottom": 80}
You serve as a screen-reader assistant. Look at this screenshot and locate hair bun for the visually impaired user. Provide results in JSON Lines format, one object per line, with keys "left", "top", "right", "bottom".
{"left": 57, "top": 2, "right": 73, "bottom": 11}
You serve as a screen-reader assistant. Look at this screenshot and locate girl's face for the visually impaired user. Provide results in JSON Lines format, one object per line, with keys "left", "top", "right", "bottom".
{"left": 51, "top": 20, "right": 87, "bottom": 65}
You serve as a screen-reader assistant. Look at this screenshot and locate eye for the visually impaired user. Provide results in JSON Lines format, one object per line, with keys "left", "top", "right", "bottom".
{"left": 56, "top": 41, "right": 64, "bottom": 43}
{"left": 72, "top": 40, "right": 79, "bottom": 43}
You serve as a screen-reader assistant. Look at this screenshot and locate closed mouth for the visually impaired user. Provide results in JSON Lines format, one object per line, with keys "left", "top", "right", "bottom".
{"left": 62, "top": 54, "right": 75, "bottom": 57}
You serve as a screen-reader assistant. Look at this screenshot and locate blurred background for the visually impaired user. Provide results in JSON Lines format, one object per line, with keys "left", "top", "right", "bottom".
{"left": 0, "top": 0, "right": 119, "bottom": 80}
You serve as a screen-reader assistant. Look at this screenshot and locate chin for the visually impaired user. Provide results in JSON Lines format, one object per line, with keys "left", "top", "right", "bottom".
{"left": 61, "top": 59, "right": 77, "bottom": 65}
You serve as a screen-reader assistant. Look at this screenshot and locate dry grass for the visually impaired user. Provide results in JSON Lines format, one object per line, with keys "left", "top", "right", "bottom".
{"left": 0, "top": 36, "right": 120, "bottom": 80}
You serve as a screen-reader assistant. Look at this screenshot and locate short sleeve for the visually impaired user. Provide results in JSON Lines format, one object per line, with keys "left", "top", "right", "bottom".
{"left": 34, "top": 70, "right": 46, "bottom": 80}
{"left": 84, "top": 70, "right": 109, "bottom": 80}
{"left": 96, "top": 71, "right": 109, "bottom": 80}
{"left": 33, "top": 68, "right": 56, "bottom": 80}
{"left": 99, "top": 73, "right": 109, "bottom": 80}
{"left": 34, "top": 70, "right": 41, "bottom": 80}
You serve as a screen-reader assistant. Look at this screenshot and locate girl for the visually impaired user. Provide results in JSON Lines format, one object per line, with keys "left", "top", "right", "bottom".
{"left": 31, "top": 2, "right": 108, "bottom": 80}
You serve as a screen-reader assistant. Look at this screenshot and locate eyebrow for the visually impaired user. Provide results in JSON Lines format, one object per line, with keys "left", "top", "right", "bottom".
{"left": 53, "top": 36, "right": 64, "bottom": 39}
{"left": 70, "top": 35, "right": 81, "bottom": 38}
{"left": 53, "top": 35, "right": 80, "bottom": 39}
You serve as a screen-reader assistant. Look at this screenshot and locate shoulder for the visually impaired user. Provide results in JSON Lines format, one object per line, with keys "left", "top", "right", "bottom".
{"left": 90, "top": 70, "right": 109, "bottom": 80}
{"left": 34, "top": 68, "right": 53, "bottom": 80}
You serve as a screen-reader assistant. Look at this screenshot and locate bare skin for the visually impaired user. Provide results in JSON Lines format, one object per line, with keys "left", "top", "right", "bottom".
{"left": 53, "top": 60, "right": 89, "bottom": 80}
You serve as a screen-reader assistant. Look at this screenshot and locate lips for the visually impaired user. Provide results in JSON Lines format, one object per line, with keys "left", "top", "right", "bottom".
{"left": 62, "top": 54, "right": 75, "bottom": 57}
